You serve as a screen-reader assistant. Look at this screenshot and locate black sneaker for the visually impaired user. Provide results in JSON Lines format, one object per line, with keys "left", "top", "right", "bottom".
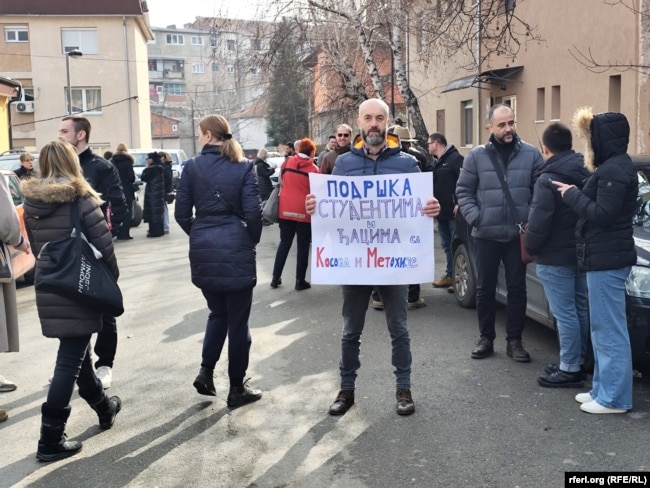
{"left": 544, "top": 363, "right": 588, "bottom": 381}
{"left": 506, "top": 339, "right": 531, "bottom": 362}
{"left": 471, "top": 338, "right": 494, "bottom": 359}
{"left": 537, "top": 370, "right": 585, "bottom": 388}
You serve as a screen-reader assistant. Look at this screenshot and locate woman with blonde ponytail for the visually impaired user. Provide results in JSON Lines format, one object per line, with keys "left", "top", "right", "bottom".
{"left": 175, "top": 115, "right": 264, "bottom": 408}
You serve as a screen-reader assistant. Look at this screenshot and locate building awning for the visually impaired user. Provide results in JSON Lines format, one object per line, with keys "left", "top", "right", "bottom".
{"left": 442, "top": 66, "right": 523, "bottom": 93}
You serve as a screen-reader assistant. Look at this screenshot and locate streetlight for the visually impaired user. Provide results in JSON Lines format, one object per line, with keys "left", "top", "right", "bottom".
{"left": 65, "top": 49, "right": 83, "bottom": 114}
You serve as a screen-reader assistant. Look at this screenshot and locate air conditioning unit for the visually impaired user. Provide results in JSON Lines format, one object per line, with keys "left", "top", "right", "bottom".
{"left": 16, "top": 101, "right": 34, "bottom": 113}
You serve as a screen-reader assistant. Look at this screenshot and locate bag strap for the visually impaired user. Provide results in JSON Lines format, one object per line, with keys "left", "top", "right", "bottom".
{"left": 190, "top": 157, "right": 246, "bottom": 221}
{"left": 485, "top": 149, "right": 526, "bottom": 233}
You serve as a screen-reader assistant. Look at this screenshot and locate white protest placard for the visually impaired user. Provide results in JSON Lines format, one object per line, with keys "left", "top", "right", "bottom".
{"left": 309, "top": 172, "right": 434, "bottom": 285}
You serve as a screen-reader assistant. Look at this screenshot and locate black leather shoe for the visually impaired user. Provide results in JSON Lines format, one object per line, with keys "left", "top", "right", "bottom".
{"left": 544, "top": 363, "right": 588, "bottom": 381}
{"left": 270, "top": 278, "right": 282, "bottom": 289}
{"left": 295, "top": 279, "right": 311, "bottom": 291}
{"left": 538, "top": 370, "right": 584, "bottom": 388}
{"left": 506, "top": 339, "right": 531, "bottom": 362}
{"left": 193, "top": 367, "right": 216, "bottom": 396}
{"left": 227, "top": 380, "right": 262, "bottom": 408}
{"left": 396, "top": 388, "right": 415, "bottom": 415}
{"left": 471, "top": 338, "right": 494, "bottom": 359}
{"left": 328, "top": 390, "right": 354, "bottom": 416}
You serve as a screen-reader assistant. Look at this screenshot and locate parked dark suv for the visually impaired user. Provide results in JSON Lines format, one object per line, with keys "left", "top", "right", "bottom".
{"left": 451, "top": 154, "right": 650, "bottom": 362}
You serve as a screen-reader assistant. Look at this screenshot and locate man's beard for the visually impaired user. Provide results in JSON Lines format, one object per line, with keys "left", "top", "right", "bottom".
{"left": 362, "top": 128, "right": 385, "bottom": 146}
{"left": 494, "top": 132, "right": 514, "bottom": 144}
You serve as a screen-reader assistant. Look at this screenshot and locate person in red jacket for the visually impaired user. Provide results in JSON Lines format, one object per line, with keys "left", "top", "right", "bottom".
{"left": 270, "top": 138, "right": 319, "bottom": 291}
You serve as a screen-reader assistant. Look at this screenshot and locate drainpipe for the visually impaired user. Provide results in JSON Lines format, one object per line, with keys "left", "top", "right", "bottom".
{"left": 123, "top": 16, "right": 134, "bottom": 147}
{"left": 475, "top": 1, "right": 481, "bottom": 146}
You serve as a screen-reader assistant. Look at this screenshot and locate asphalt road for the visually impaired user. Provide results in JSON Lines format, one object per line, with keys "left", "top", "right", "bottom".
{"left": 2, "top": 214, "right": 649, "bottom": 487}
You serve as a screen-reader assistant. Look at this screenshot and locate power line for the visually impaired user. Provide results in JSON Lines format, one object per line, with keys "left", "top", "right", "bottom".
{"left": 11, "top": 96, "right": 139, "bottom": 127}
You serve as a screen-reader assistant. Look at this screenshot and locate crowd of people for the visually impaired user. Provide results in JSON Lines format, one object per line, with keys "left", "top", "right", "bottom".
{"left": 0, "top": 99, "right": 639, "bottom": 464}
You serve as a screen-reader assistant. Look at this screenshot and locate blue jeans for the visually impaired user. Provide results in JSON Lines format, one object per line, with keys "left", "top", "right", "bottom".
{"left": 536, "top": 264, "right": 589, "bottom": 372}
{"left": 163, "top": 205, "right": 170, "bottom": 233}
{"left": 201, "top": 287, "right": 253, "bottom": 387}
{"left": 586, "top": 267, "right": 633, "bottom": 410}
{"left": 473, "top": 238, "right": 527, "bottom": 342}
{"left": 339, "top": 285, "right": 411, "bottom": 389}
{"left": 272, "top": 219, "right": 312, "bottom": 282}
{"left": 437, "top": 218, "right": 456, "bottom": 277}
{"left": 48, "top": 335, "right": 105, "bottom": 409}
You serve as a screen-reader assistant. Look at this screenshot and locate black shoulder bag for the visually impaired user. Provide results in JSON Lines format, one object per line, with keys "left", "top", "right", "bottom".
{"left": 35, "top": 200, "right": 124, "bottom": 323}
{"left": 485, "top": 150, "right": 534, "bottom": 263}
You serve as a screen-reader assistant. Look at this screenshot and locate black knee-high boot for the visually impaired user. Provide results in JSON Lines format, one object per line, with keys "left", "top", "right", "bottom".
{"left": 36, "top": 404, "right": 82, "bottom": 462}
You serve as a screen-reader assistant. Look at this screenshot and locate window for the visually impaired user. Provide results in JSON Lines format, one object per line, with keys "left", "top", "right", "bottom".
{"left": 172, "top": 124, "right": 178, "bottom": 132}
{"left": 250, "top": 66, "right": 261, "bottom": 75}
{"left": 61, "top": 28, "right": 98, "bottom": 55}
{"left": 436, "top": 109, "right": 445, "bottom": 134}
{"left": 609, "top": 75, "right": 621, "bottom": 112}
{"left": 165, "top": 33, "right": 184, "bottom": 45}
{"left": 192, "top": 63, "right": 205, "bottom": 74}
{"left": 536, "top": 87, "right": 545, "bottom": 122}
{"left": 461, "top": 100, "right": 473, "bottom": 147}
{"left": 165, "top": 83, "right": 185, "bottom": 95}
{"left": 227, "top": 39, "right": 236, "bottom": 51}
{"left": 228, "top": 86, "right": 236, "bottom": 97}
{"left": 227, "top": 65, "right": 235, "bottom": 73}
{"left": 5, "top": 26, "right": 28, "bottom": 42}
{"left": 212, "top": 64, "right": 220, "bottom": 72}
{"left": 551, "top": 85, "right": 561, "bottom": 120}
{"left": 191, "top": 36, "right": 204, "bottom": 45}
{"left": 502, "top": 95, "right": 517, "bottom": 119}
{"left": 66, "top": 87, "right": 102, "bottom": 114}
{"left": 23, "top": 87, "right": 35, "bottom": 102}
{"left": 210, "top": 38, "right": 217, "bottom": 48}
{"left": 251, "top": 39, "right": 262, "bottom": 50}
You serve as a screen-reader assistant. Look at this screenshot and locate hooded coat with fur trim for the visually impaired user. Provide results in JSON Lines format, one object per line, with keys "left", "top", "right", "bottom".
{"left": 22, "top": 177, "right": 118, "bottom": 338}
{"left": 562, "top": 110, "right": 637, "bottom": 271}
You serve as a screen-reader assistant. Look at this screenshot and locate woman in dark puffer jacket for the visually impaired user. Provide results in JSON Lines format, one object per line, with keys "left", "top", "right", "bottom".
{"left": 175, "top": 114, "right": 263, "bottom": 408}
{"left": 141, "top": 151, "right": 165, "bottom": 237}
{"left": 554, "top": 109, "right": 637, "bottom": 414}
{"left": 111, "top": 143, "right": 136, "bottom": 239}
{"left": 22, "top": 140, "right": 121, "bottom": 462}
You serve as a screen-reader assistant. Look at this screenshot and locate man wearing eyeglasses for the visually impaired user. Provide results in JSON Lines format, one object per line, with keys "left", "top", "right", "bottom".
{"left": 319, "top": 124, "right": 353, "bottom": 174}
{"left": 456, "top": 104, "right": 543, "bottom": 363}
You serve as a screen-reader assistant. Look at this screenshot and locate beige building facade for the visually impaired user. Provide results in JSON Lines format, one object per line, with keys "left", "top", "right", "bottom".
{"left": 1, "top": 2, "right": 154, "bottom": 153}
{"left": 409, "top": 0, "right": 650, "bottom": 156}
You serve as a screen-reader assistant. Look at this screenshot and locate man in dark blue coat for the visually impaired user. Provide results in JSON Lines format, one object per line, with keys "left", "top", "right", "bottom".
{"left": 525, "top": 123, "right": 590, "bottom": 388}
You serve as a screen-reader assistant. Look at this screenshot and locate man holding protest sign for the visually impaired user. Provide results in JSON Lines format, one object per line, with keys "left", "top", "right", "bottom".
{"left": 305, "top": 98, "right": 440, "bottom": 416}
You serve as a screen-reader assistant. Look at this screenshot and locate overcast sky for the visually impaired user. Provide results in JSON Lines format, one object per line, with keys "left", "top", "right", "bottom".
{"left": 147, "top": 0, "right": 277, "bottom": 28}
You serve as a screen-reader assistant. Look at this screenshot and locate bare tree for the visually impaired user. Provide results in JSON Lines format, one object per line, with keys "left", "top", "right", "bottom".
{"left": 272, "top": 0, "right": 541, "bottom": 145}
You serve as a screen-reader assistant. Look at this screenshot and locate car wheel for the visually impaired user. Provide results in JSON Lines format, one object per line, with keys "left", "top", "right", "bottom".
{"left": 131, "top": 200, "right": 143, "bottom": 227}
{"left": 453, "top": 244, "right": 477, "bottom": 308}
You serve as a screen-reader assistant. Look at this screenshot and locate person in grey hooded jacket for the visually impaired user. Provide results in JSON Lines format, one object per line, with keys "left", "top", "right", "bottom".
{"left": 456, "top": 103, "right": 543, "bottom": 362}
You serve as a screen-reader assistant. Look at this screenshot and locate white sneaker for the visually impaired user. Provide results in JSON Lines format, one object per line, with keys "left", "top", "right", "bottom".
{"left": 95, "top": 366, "right": 113, "bottom": 389}
{"left": 580, "top": 400, "right": 627, "bottom": 414}
{"left": 0, "top": 375, "right": 17, "bottom": 392}
{"left": 575, "top": 392, "right": 593, "bottom": 404}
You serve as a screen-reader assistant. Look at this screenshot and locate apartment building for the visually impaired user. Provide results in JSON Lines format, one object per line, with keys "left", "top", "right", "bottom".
{"left": 148, "top": 17, "right": 273, "bottom": 155}
{"left": 0, "top": 0, "right": 154, "bottom": 152}
{"left": 408, "top": 0, "right": 650, "bottom": 155}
